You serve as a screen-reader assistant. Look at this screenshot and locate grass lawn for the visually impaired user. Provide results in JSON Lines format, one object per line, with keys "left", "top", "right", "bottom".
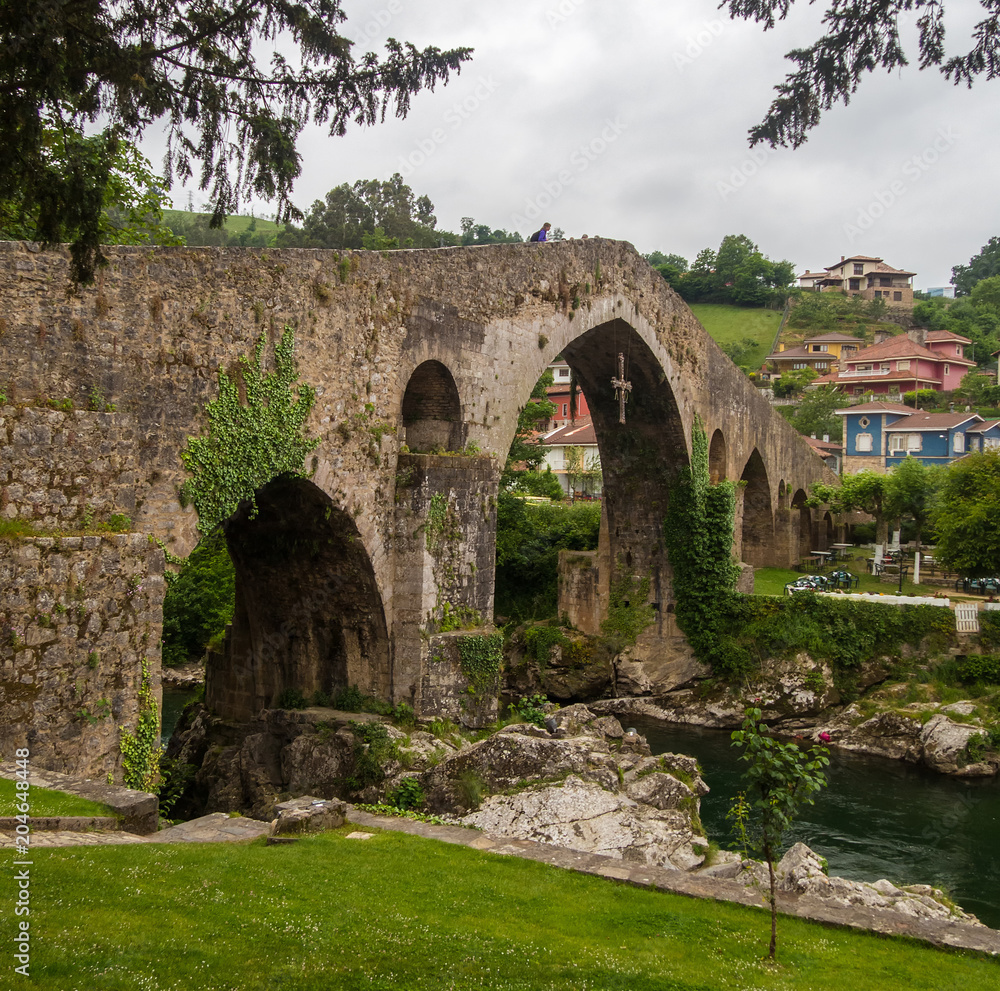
{"left": 0, "top": 776, "right": 114, "bottom": 818}
{"left": 753, "top": 550, "right": 963, "bottom": 599}
{"left": 26, "top": 828, "right": 998, "bottom": 990}
{"left": 689, "top": 304, "right": 782, "bottom": 371}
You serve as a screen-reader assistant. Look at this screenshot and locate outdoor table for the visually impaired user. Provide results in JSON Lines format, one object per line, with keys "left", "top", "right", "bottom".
{"left": 831, "top": 543, "right": 852, "bottom": 561}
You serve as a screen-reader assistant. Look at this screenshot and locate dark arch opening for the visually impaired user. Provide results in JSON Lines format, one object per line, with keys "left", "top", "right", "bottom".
{"left": 709, "top": 429, "right": 727, "bottom": 483}
{"left": 791, "top": 488, "right": 811, "bottom": 562}
{"left": 206, "top": 475, "right": 390, "bottom": 721}
{"left": 401, "top": 359, "right": 463, "bottom": 452}
{"left": 823, "top": 510, "right": 834, "bottom": 545}
{"left": 560, "top": 318, "right": 689, "bottom": 629}
{"left": 740, "top": 450, "right": 773, "bottom": 568}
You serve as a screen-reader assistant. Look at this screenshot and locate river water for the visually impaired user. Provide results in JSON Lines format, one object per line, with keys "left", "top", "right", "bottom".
{"left": 630, "top": 717, "right": 1000, "bottom": 929}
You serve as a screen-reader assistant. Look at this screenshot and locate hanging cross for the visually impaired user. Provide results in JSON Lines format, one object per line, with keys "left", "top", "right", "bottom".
{"left": 611, "top": 352, "right": 632, "bottom": 425}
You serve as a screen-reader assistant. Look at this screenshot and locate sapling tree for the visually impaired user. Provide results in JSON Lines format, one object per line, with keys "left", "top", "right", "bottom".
{"left": 729, "top": 706, "right": 829, "bottom": 961}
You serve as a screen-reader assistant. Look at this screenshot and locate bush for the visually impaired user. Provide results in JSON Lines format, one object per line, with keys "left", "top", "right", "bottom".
{"left": 161, "top": 531, "right": 235, "bottom": 667}
{"left": 348, "top": 721, "right": 399, "bottom": 791}
{"left": 275, "top": 687, "right": 307, "bottom": 710}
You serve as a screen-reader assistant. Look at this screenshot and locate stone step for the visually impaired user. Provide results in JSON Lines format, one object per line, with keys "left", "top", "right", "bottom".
{"left": 0, "top": 816, "right": 119, "bottom": 832}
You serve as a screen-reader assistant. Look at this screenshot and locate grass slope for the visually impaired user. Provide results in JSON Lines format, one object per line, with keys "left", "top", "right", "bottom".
{"left": 0, "top": 777, "right": 114, "bottom": 817}
{"left": 690, "top": 304, "right": 782, "bottom": 371}
{"left": 28, "top": 828, "right": 998, "bottom": 990}
{"left": 161, "top": 209, "right": 284, "bottom": 236}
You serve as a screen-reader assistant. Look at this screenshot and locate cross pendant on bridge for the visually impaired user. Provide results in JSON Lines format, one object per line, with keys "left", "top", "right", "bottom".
{"left": 611, "top": 352, "right": 632, "bottom": 425}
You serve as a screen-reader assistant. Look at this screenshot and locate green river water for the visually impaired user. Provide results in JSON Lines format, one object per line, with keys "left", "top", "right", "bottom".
{"left": 631, "top": 716, "right": 1000, "bottom": 929}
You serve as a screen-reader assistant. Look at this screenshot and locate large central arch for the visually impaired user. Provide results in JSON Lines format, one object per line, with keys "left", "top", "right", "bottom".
{"left": 559, "top": 319, "right": 690, "bottom": 623}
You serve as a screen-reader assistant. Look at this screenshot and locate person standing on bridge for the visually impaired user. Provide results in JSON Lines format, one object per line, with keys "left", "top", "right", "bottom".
{"left": 529, "top": 223, "right": 551, "bottom": 243}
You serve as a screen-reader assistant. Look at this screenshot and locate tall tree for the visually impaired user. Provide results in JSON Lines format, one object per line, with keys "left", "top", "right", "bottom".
{"left": 278, "top": 175, "right": 450, "bottom": 249}
{"left": 724, "top": 0, "right": 1000, "bottom": 148}
{"left": 885, "top": 456, "right": 940, "bottom": 553}
{"left": 931, "top": 451, "right": 1000, "bottom": 578}
{"left": 811, "top": 470, "right": 891, "bottom": 545}
{"left": 0, "top": 1, "right": 471, "bottom": 280}
{"left": 953, "top": 236, "right": 1000, "bottom": 297}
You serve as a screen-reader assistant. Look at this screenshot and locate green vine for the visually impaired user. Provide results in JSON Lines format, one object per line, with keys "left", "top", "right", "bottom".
{"left": 179, "top": 327, "right": 319, "bottom": 534}
{"left": 663, "top": 415, "right": 739, "bottom": 665}
{"left": 423, "top": 492, "right": 460, "bottom": 555}
{"left": 457, "top": 632, "right": 503, "bottom": 697}
{"left": 119, "top": 657, "right": 163, "bottom": 791}
{"left": 601, "top": 573, "right": 656, "bottom": 651}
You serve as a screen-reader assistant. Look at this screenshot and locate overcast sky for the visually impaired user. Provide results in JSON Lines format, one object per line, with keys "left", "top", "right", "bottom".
{"left": 156, "top": 0, "right": 1000, "bottom": 289}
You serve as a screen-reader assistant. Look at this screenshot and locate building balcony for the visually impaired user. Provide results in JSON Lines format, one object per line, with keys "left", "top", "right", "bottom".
{"left": 838, "top": 367, "right": 892, "bottom": 378}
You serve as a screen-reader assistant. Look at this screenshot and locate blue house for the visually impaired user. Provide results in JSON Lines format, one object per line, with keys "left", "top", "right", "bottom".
{"left": 836, "top": 401, "right": 999, "bottom": 472}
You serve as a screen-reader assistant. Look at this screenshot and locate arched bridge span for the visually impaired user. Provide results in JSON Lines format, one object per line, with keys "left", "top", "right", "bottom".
{"left": 0, "top": 240, "right": 834, "bottom": 728}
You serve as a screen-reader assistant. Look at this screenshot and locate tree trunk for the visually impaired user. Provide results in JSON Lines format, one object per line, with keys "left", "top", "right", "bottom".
{"left": 767, "top": 849, "right": 778, "bottom": 960}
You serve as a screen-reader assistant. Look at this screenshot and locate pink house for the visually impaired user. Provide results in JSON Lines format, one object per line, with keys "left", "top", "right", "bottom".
{"left": 812, "top": 329, "right": 975, "bottom": 398}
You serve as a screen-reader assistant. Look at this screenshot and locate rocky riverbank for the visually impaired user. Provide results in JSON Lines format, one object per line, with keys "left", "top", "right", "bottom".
{"left": 166, "top": 699, "right": 987, "bottom": 928}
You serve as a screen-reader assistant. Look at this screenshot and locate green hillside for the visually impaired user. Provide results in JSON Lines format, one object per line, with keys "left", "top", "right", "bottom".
{"left": 162, "top": 209, "right": 283, "bottom": 235}
{"left": 689, "top": 303, "right": 783, "bottom": 372}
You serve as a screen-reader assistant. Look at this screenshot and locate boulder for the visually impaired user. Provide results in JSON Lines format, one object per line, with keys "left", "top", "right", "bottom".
{"left": 270, "top": 796, "right": 347, "bottom": 836}
{"left": 613, "top": 635, "right": 709, "bottom": 697}
{"left": 422, "top": 705, "right": 709, "bottom": 871}
{"left": 734, "top": 843, "right": 983, "bottom": 926}
{"left": 461, "top": 775, "right": 706, "bottom": 871}
{"left": 919, "top": 714, "right": 981, "bottom": 773}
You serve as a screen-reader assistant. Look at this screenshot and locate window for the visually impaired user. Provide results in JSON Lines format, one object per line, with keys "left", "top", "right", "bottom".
{"left": 854, "top": 263, "right": 864, "bottom": 275}
{"left": 944, "top": 363, "right": 950, "bottom": 375}
{"left": 842, "top": 344, "right": 857, "bottom": 353}
{"left": 954, "top": 433, "right": 965, "bottom": 453}
{"left": 859, "top": 417, "right": 870, "bottom": 428}
{"left": 855, "top": 432, "right": 873, "bottom": 452}
{"left": 854, "top": 387, "right": 864, "bottom": 395}
{"left": 857, "top": 364, "right": 872, "bottom": 372}
{"left": 893, "top": 291, "right": 902, "bottom": 301}
{"left": 562, "top": 403, "right": 567, "bottom": 416}
{"left": 555, "top": 367, "right": 570, "bottom": 380}
{"left": 956, "top": 345, "right": 961, "bottom": 355}
{"left": 792, "top": 362, "right": 808, "bottom": 370}
{"left": 888, "top": 433, "right": 922, "bottom": 453}
{"left": 897, "top": 360, "right": 910, "bottom": 371}
{"left": 986, "top": 437, "right": 1000, "bottom": 450}
{"left": 814, "top": 362, "right": 828, "bottom": 370}
{"left": 811, "top": 344, "right": 828, "bottom": 352}
{"left": 849, "top": 279, "right": 861, "bottom": 290}
{"left": 874, "top": 290, "right": 883, "bottom": 298}
{"left": 879, "top": 276, "right": 891, "bottom": 287}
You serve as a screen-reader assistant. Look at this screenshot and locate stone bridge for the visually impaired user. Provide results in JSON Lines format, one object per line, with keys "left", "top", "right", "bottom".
{"left": 0, "top": 239, "right": 834, "bottom": 773}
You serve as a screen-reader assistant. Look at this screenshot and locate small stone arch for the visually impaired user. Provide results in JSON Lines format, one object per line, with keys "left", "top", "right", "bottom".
{"left": 709, "top": 429, "right": 727, "bottom": 483}
{"left": 791, "top": 488, "right": 812, "bottom": 562}
{"left": 207, "top": 475, "right": 391, "bottom": 721}
{"left": 401, "top": 359, "right": 463, "bottom": 452}
{"left": 740, "top": 449, "right": 774, "bottom": 567}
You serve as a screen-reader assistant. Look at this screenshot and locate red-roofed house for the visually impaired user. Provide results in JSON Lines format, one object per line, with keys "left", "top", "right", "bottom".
{"left": 798, "top": 254, "right": 916, "bottom": 306}
{"left": 812, "top": 331, "right": 975, "bottom": 398}
{"left": 541, "top": 418, "right": 602, "bottom": 497}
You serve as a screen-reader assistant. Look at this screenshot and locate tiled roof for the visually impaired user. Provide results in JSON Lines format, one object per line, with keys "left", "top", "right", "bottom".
{"left": 765, "top": 345, "right": 812, "bottom": 360}
{"left": 842, "top": 335, "right": 932, "bottom": 362}
{"left": 885, "top": 412, "right": 983, "bottom": 431}
{"left": 925, "top": 329, "right": 973, "bottom": 344}
{"left": 869, "top": 262, "right": 916, "bottom": 276}
{"left": 544, "top": 418, "right": 597, "bottom": 445}
{"left": 804, "top": 332, "right": 862, "bottom": 343}
{"left": 824, "top": 255, "right": 883, "bottom": 268}
{"left": 833, "top": 401, "right": 914, "bottom": 415}
{"left": 967, "top": 420, "right": 1000, "bottom": 434}
{"left": 802, "top": 436, "right": 843, "bottom": 453}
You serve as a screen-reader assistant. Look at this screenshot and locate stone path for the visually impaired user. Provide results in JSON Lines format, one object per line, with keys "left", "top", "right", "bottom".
{"left": 2, "top": 803, "right": 997, "bottom": 956}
